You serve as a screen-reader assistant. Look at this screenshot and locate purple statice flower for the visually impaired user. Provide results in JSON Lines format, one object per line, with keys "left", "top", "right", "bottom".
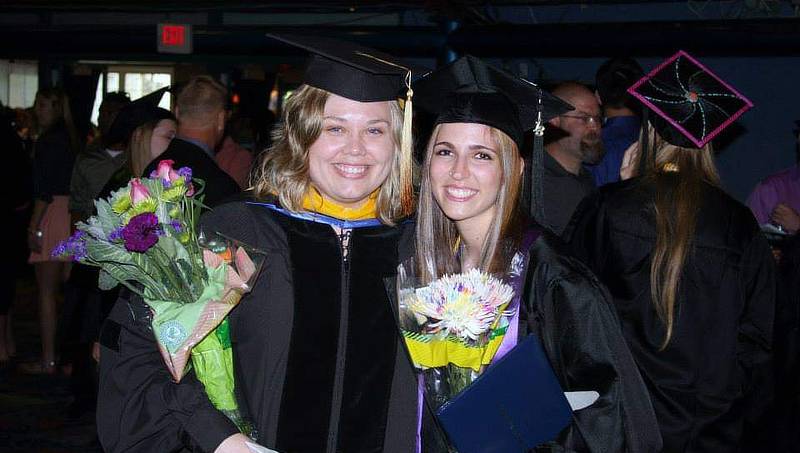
{"left": 122, "top": 213, "right": 161, "bottom": 252}
{"left": 71, "top": 239, "right": 88, "bottom": 261}
{"left": 162, "top": 178, "right": 172, "bottom": 189}
{"left": 52, "top": 230, "right": 88, "bottom": 261}
{"left": 170, "top": 220, "right": 183, "bottom": 233}
{"left": 51, "top": 242, "right": 67, "bottom": 258}
{"left": 108, "top": 227, "right": 124, "bottom": 242}
{"left": 149, "top": 169, "right": 158, "bottom": 179}
{"left": 177, "top": 167, "right": 192, "bottom": 182}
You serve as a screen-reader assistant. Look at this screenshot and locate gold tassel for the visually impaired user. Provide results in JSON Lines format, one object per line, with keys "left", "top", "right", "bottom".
{"left": 400, "top": 82, "right": 414, "bottom": 216}
{"left": 353, "top": 51, "right": 415, "bottom": 216}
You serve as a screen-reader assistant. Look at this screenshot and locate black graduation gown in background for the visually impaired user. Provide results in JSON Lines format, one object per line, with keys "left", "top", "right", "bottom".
{"left": 521, "top": 231, "right": 662, "bottom": 453}
{"left": 568, "top": 179, "right": 775, "bottom": 453}
{"left": 97, "top": 199, "right": 419, "bottom": 453}
{"left": 143, "top": 138, "right": 240, "bottom": 207}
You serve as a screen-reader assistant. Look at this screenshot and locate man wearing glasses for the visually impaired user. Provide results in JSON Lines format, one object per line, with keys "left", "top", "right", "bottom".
{"left": 543, "top": 81, "right": 604, "bottom": 237}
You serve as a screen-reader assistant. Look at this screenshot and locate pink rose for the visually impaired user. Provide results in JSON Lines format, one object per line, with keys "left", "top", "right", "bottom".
{"left": 130, "top": 179, "right": 151, "bottom": 204}
{"left": 154, "top": 159, "right": 180, "bottom": 184}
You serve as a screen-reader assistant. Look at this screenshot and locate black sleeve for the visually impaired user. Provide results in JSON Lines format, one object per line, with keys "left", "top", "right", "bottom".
{"left": 533, "top": 266, "right": 662, "bottom": 453}
{"left": 32, "top": 139, "right": 59, "bottom": 202}
{"left": 97, "top": 291, "right": 239, "bottom": 453}
{"left": 564, "top": 192, "right": 608, "bottom": 274}
{"left": 738, "top": 229, "right": 776, "bottom": 377}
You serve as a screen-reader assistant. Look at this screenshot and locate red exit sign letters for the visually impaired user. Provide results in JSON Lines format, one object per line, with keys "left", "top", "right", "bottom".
{"left": 157, "top": 23, "right": 193, "bottom": 54}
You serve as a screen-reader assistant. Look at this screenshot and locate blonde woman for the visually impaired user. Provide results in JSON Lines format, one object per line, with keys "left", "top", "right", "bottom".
{"left": 570, "top": 53, "right": 775, "bottom": 452}
{"left": 97, "top": 36, "right": 419, "bottom": 453}
{"left": 410, "top": 55, "right": 661, "bottom": 452}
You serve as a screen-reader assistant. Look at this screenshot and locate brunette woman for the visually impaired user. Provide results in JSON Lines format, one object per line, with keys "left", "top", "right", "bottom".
{"left": 410, "top": 55, "right": 662, "bottom": 452}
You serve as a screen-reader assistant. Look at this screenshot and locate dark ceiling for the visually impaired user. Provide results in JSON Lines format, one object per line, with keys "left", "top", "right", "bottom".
{"left": 2, "top": 1, "right": 800, "bottom": 61}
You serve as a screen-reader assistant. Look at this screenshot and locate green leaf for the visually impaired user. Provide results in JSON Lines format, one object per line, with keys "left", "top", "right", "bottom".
{"left": 98, "top": 269, "right": 120, "bottom": 290}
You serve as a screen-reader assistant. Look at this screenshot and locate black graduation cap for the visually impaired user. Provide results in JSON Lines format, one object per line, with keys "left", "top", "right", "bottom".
{"left": 628, "top": 50, "right": 753, "bottom": 148}
{"left": 267, "top": 32, "right": 418, "bottom": 103}
{"left": 104, "top": 87, "right": 173, "bottom": 148}
{"left": 412, "top": 55, "right": 571, "bottom": 148}
{"left": 267, "top": 32, "right": 421, "bottom": 216}
{"left": 412, "top": 55, "right": 573, "bottom": 228}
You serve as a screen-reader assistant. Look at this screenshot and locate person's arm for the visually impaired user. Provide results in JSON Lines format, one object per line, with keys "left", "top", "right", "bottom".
{"left": 738, "top": 230, "right": 776, "bottom": 377}
{"left": 68, "top": 157, "right": 92, "bottom": 230}
{"left": 535, "top": 269, "right": 662, "bottom": 453}
{"left": 97, "top": 290, "right": 239, "bottom": 453}
{"left": 770, "top": 204, "right": 800, "bottom": 234}
{"left": 565, "top": 191, "right": 608, "bottom": 274}
{"left": 27, "top": 199, "right": 48, "bottom": 253}
{"left": 746, "top": 182, "right": 775, "bottom": 226}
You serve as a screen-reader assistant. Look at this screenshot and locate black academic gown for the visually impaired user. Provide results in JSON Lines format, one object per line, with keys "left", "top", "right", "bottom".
{"left": 97, "top": 198, "right": 419, "bottom": 453}
{"left": 568, "top": 179, "right": 776, "bottom": 453}
{"left": 143, "top": 138, "right": 240, "bottom": 207}
{"left": 522, "top": 230, "right": 662, "bottom": 452}
{"left": 396, "top": 225, "right": 662, "bottom": 453}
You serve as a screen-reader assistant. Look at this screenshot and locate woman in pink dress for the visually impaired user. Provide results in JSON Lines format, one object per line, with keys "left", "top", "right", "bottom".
{"left": 23, "top": 87, "right": 80, "bottom": 374}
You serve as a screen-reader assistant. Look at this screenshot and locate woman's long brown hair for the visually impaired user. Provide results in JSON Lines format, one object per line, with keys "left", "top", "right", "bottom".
{"left": 415, "top": 124, "right": 525, "bottom": 284}
{"left": 639, "top": 127, "right": 721, "bottom": 348}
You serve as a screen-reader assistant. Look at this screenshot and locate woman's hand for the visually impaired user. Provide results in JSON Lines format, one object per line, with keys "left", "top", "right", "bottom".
{"left": 619, "top": 141, "right": 640, "bottom": 181}
{"left": 27, "top": 228, "right": 43, "bottom": 253}
{"left": 214, "top": 433, "right": 279, "bottom": 453}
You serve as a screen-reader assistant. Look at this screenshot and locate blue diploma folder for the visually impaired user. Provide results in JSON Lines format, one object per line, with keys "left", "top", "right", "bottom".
{"left": 435, "top": 335, "right": 572, "bottom": 453}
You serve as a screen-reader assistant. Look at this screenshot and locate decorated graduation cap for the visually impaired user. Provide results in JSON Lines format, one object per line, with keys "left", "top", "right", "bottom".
{"left": 105, "top": 87, "right": 173, "bottom": 148}
{"left": 628, "top": 50, "right": 753, "bottom": 149}
{"left": 267, "top": 33, "right": 421, "bottom": 215}
{"left": 412, "top": 55, "right": 573, "bottom": 226}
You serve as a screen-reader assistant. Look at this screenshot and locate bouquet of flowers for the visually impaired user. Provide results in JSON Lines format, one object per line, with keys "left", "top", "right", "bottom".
{"left": 397, "top": 263, "right": 515, "bottom": 409}
{"left": 54, "top": 159, "right": 263, "bottom": 435}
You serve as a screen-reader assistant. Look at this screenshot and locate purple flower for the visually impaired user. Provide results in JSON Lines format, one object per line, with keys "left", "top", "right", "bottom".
{"left": 178, "top": 167, "right": 192, "bottom": 182}
{"left": 122, "top": 213, "right": 161, "bottom": 253}
{"left": 108, "top": 227, "right": 124, "bottom": 242}
{"left": 170, "top": 220, "right": 183, "bottom": 233}
{"left": 52, "top": 230, "right": 88, "bottom": 261}
{"left": 71, "top": 240, "right": 88, "bottom": 262}
{"left": 51, "top": 242, "right": 66, "bottom": 258}
{"left": 162, "top": 178, "right": 172, "bottom": 189}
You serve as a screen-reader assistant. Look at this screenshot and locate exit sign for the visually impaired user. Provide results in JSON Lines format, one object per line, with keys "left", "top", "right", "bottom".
{"left": 158, "top": 23, "right": 193, "bottom": 54}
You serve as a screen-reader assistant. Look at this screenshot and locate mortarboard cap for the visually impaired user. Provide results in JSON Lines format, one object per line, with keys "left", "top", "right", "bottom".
{"left": 267, "top": 33, "right": 421, "bottom": 216}
{"left": 412, "top": 55, "right": 571, "bottom": 148}
{"left": 628, "top": 50, "right": 753, "bottom": 148}
{"left": 105, "top": 87, "right": 173, "bottom": 148}
{"left": 267, "top": 32, "right": 417, "bottom": 103}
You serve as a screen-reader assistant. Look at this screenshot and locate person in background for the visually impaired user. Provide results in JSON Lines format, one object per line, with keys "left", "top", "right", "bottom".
{"left": 570, "top": 53, "right": 775, "bottom": 452}
{"left": 542, "top": 82, "right": 604, "bottom": 237}
{"left": 588, "top": 57, "right": 643, "bottom": 187}
{"left": 1, "top": 104, "right": 31, "bottom": 368}
{"left": 23, "top": 87, "right": 81, "bottom": 375}
{"left": 747, "top": 123, "right": 800, "bottom": 235}
{"left": 216, "top": 114, "right": 255, "bottom": 189}
{"left": 60, "top": 92, "right": 175, "bottom": 417}
{"left": 69, "top": 92, "right": 131, "bottom": 226}
{"left": 143, "top": 76, "right": 239, "bottom": 207}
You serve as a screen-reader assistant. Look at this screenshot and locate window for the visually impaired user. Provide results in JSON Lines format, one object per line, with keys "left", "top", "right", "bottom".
{"left": 90, "top": 65, "right": 172, "bottom": 126}
{"left": 0, "top": 60, "right": 38, "bottom": 108}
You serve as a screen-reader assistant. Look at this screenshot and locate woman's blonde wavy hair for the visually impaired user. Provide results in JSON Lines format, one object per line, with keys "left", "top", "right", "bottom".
{"left": 251, "top": 84, "right": 408, "bottom": 225}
